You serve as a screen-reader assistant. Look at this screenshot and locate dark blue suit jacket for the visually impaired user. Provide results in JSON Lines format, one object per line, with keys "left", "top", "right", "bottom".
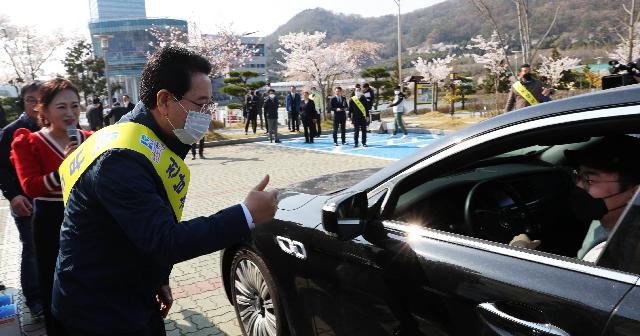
{"left": 52, "top": 103, "right": 250, "bottom": 333}
{"left": 285, "top": 92, "right": 301, "bottom": 113}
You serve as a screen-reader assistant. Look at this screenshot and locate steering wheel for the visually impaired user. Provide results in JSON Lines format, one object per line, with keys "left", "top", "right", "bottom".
{"left": 464, "top": 180, "right": 537, "bottom": 243}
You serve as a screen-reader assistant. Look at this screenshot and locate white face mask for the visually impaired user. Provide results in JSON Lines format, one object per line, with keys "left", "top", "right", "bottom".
{"left": 355, "top": 91, "right": 363, "bottom": 98}
{"left": 394, "top": 90, "right": 400, "bottom": 95}
{"left": 168, "top": 101, "right": 211, "bottom": 144}
{"left": 269, "top": 94, "right": 275, "bottom": 99}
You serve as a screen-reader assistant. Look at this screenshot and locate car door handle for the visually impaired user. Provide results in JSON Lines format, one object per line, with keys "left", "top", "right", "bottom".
{"left": 478, "top": 302, "right": 570, "bottom": 336}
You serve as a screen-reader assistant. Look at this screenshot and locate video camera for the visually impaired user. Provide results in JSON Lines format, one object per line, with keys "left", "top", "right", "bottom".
{"left": 602, "top": 60, "right": 640, "bottom": 90}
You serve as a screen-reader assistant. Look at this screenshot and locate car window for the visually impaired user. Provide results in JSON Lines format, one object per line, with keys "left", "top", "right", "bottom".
{"left": 597, "top": 188, "right": 640, "bottom": 274}
{"left": 387, "top": 130, "right": 640, "bottom": 275}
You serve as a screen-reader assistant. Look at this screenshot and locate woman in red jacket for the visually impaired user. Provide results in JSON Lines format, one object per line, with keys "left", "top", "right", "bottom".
{"left": 11, "top": 78, "right": 91, "bottom": 335}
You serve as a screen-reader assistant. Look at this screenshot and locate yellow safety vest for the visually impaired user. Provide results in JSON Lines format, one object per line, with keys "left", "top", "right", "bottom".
{"left": 351, "top": 96, "right": 367, "bottom": 118}
{"left": 59, "top": 123, "right": 190, "bottom": 221}
{"left": 513, "top": 81, "right": 539, "bottom": 106}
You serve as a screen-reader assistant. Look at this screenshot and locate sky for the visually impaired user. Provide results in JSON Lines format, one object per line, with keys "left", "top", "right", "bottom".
{"left": 3, "top": 0, "right": 446, "bottom": 37}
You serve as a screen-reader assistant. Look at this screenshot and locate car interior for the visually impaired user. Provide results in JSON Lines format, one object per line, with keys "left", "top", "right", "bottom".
{"left": 383, "top": 115, "right": 640, "bottom": 260}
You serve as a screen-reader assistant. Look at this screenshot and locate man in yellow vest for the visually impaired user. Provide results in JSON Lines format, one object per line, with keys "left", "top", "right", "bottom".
{"left": 505, "top": 64, "right": 550, "bottom": 112}
{"left": 52, "top": 46, "right": 279, "bottom": 335}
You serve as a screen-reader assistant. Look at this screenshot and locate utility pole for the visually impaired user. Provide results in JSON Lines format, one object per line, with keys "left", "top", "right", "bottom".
{"left": 393, "top": 0, "right": 402, "bottom": 88}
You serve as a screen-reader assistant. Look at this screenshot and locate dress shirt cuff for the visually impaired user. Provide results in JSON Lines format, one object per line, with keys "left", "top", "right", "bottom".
{"left": 240, "top": 202, "right": 255, "bottom": 230}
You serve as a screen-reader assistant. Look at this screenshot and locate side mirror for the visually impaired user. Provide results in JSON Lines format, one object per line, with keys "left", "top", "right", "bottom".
{"left": 322, "top": 190, "right": 367, "bottom": 241}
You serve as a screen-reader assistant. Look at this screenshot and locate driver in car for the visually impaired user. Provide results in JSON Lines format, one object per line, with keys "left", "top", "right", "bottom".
{"left": 509, "top": 135, "right": 640, "bottom": 262}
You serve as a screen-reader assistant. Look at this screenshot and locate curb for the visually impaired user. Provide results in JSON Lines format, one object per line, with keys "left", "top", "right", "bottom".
{"left": 203, "top": 127, "right": 448, "bottom": 148}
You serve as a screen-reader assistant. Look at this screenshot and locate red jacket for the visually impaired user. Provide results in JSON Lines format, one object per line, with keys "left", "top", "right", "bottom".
{"left": 11, "top": 128, "right": 91, "bottom": 201}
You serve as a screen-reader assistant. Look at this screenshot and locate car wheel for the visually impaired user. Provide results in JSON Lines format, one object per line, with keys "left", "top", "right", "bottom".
{"left": 230, "top": 248, "right": 286, "bottom": 336}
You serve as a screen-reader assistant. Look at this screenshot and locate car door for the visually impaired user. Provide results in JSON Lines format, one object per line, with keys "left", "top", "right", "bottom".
{"left": 599, "top": 190, "right": 640, "bottom": 335}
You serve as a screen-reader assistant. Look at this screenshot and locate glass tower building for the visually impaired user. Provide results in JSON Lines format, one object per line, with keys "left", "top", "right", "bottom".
{"left": 88, "top": 0, "right": 186, "bottom": 103}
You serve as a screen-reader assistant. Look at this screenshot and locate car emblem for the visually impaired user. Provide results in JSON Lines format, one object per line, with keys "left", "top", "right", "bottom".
{"left": 276, "top": 236, "right": 307, "bottom": 260}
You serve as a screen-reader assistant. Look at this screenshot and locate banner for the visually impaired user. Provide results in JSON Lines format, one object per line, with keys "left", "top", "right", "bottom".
{"left": 416, "top": 83, "right": 433, "bottom": 104}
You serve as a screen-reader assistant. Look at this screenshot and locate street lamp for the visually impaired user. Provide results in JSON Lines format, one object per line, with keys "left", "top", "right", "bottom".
{"left": 393, "top": 0, "right": 402, "bottom": 89}
{"left": 93, "top": 34, "right": 114, "bottom": 106}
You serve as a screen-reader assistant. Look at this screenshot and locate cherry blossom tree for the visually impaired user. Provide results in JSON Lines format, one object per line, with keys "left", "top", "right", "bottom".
{"left": 277, "top": 31, "right": 381, "bottom": 120}
{"left": 609, "top": 36, "right": 640, "bottom": 64}
{"left": 538, "top": 56, "right": 581, "bottom": 88}
{"left": 412, "top": 55, "right": 455, "bottom": 112}
{"left": 0, "top": 17, "right": 65, "bottom": 82}
{"left": 148, "top": 24, "right": 256, "bottom": 77}
{"left": 466, "top": 31, "right": 509, "bottom": 112}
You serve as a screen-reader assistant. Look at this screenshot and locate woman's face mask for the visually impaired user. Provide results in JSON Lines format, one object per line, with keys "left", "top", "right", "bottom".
{"left": 394, "top": 90, "right": 400, "bottom": 95}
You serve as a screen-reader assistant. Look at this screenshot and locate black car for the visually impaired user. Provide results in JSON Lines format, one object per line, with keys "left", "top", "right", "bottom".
{"left": 221, "top": 85, "right": 640, "bottom": 336}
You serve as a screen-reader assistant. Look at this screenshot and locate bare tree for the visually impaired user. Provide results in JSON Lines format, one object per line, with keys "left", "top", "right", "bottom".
{"left": 623, "top": 0, "right": 640, "bottom": 62}
{"left": 469, "top": 0, "right": 560, "bottom": 71}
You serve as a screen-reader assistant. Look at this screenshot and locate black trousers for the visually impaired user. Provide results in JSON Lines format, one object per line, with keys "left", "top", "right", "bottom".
{"left": 60, "top": 313, "right": 165, "bottom": 336}
{"left": 191, "top": 138, "right": 204, "bottom": 157}
{"left": 315, "top": 110, "right": 322, "bottom": 137}
{"left": 288, "top": 112, "right": 300, "bottom": 131}
{"left": 32, "top": 199, "right": 64, "bottom": 336}
{"left": 258, "top": 111, "right": 264, "bottom": 129}
{"left": 244, "top": 114, "right": 257, "bottom": 134}
{"left": 353, "top": 122, "right": 367, "bottom": 146}
{"left": 333, "top": 114, "right": 346, "bottom": 144}
{"left": 264, "top": 112, "right": 269, "bottom": 132}
{"left": 302, "top": 119, "right": 316, "bottom": 143}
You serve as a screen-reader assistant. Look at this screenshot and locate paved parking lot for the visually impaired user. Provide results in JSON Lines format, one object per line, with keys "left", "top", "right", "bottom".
{"left": 264, "top": 132, "right": 443, "bottom": 161}
{"left": 0, "top": 142, "right": 392, "bottom": 335}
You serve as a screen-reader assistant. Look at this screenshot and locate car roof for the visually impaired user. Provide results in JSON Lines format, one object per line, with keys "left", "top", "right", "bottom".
{"left": 353, "top": 84, "right": 640, "bottom": 191}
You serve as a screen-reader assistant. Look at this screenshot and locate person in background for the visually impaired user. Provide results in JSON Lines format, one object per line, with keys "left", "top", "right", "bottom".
{"left": 300, "top": 90, "right": 317, "bottom": 143}
{"left": 388, "top": 86, "right": 408, "bottom": 139}
{"left": 244, "top": 89, "right": 260, "bottom": 135}
{"left": 505, "top": 64, "right": 550, "bottom": 112}
{"left": 311, "top": 87, "right": 323, "bottom": 138}
{"left": 362, "top": 83, "right": 375, "bottom": 132}
{"left": 11, "top": 79, "right": 91, "bottom": 335}
{"left": 285, "top": 86, "right": 301, "bottom": 132}
{"left": 0, "top": 82, "right": 44, "bottom": 318}
{"left": 86, "top": 97, "right": 103, "bottom": 131}
{"left": 191, "top": 137, "right": 205, "bottom": 160}
{"left": 330, "top": 86, "right": 348, "bottom": 146}
{"left": 349, "top": 86, "right": 368, "bottom": 147}
{"left": 123, "top": 94, "right": 135, "bottom": 112}
{"left": 264, "top": 89, "right": 280, "bottom": 143}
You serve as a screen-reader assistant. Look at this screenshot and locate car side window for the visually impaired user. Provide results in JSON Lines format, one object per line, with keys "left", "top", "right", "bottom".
{"left": 597, "top": 188, "right": 640, "bottom": 273}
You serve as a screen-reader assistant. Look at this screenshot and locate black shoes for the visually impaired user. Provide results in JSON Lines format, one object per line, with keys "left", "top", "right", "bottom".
{"left": 363, "top": 144, "right": 368, "bottom": 147}
{"left": 334, "top": 143, "right": 339, "bottom": 146}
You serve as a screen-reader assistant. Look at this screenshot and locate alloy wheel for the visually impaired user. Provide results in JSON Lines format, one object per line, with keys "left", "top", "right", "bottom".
{"left": 234, "top": 258, "right": 278, "bottom": 336}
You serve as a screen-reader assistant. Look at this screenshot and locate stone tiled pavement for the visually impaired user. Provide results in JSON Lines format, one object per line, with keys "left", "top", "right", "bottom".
{"left": 0, "top": 141, "right": 391, "bottom": 335}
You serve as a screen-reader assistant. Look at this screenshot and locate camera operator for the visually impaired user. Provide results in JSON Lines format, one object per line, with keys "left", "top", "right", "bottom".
{"left": 604, "top": 59, "right": 640, "bottom": 89}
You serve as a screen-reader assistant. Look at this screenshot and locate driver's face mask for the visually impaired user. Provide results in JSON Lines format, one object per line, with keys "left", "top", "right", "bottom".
{"left": 166, "top": 98, "right": 211, "bottom": 145}
{"left": 568, "top": 184, "right": 629, "bottom": 222}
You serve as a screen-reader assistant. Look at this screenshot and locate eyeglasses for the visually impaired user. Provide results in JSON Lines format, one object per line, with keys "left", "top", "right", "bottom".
{"left": 571, "top": 170, "right": 619, "bottom": 190}
{"left": 173, "top": 95, "right": 216, "bottom": 115}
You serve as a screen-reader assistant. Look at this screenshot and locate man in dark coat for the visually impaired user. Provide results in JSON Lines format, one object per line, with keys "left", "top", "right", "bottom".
{"left": 330, "top": 86, "right": 348, "bottom": 146}
{"left": 263, "top": 89, "right": 280, "bottom": 143}
{"left": 285, "top": 86, "right": 301, "bottom": 132}
{"left": 86, "top": 97, "right": 104, "bottom": 131}
{"left": 0, "top": 82, "right": 43, "bottom": 317}
{"left": 123, "top": 94, "right": 135, "bottom": 112}
{"left": 505, "top": 64, "right": 550, "bottom": 112}
{"left": 349, "top": 87, "right": 369, "bottom": 147}
{"left": 52, "top": 46, "right": 279, "bottom": 335}
{"left": 300, "top": 90, "right": 317, "bottom": 143}
{"left": 244, "top": 89, "right": 260, "bottom": 135}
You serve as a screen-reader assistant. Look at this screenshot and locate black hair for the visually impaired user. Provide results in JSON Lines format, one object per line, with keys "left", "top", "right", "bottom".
{"left": 17, "top": 81, "right": 41, "bottom": 110}
{"left": 363, "top": 83, "right": 370, "bottom": 88}
{"left": 139, "top": 46, "right": 212, "bottom": 109}
{"left": 395, "top": 85, "right": 401, "bottom": 90}
{"left": 335, "top": 86, "right": 342, "bottom": 90}
{"left": 268, "top": 89, "right": 275, "bottom": 93}
{"left": 520, "top": 64, "right": 531, "bottom": 69}
{"left": 123, "top": 94, "right": 130, "bottom": 99}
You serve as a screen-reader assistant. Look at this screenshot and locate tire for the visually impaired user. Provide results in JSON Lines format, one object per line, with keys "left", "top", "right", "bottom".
{"left": 230, "top": 248, "right": 286, "bottom": 336}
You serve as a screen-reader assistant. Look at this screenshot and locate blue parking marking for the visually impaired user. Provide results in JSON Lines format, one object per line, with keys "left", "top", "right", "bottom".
{"left": 261, "top": 132, "right": 443, "bottom": 161}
